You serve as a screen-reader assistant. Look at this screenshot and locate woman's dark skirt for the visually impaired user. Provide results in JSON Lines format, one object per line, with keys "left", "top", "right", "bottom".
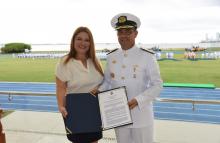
{"left": 67, "top": 131, "right": 102, "bottom": 143}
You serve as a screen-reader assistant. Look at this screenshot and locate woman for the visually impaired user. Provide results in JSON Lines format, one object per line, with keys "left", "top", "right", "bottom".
{"left": 55, "top": 27, "right": 103, "bottom": 143}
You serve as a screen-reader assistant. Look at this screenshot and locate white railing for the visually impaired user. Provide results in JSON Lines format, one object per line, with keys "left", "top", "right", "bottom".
{"left": 157, "top": 98, "right": 220, "bottom": 111}
{"left": 0, "top": 91, "right": 55, "bottom": 96}
{"left": 1, "top": 91, "right": 220, "bottom": 108}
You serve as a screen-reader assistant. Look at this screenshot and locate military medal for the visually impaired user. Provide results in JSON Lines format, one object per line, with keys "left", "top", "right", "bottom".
{"left": 110, "top": 72, "right": 115, "bottom": 78}
{"left": 122, "top": 65, "right": 126, "bottom": 68}
{"left": 133, "top": 74, "right": 136, "bottom": 78}
{"left": 133, "top": 65, "right": 138, "bottom": 72}
{"left": 133, "top": 65, "right": 138, "bottom": 78}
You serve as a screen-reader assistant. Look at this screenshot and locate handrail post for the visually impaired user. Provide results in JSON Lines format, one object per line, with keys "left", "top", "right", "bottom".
{"left": 0, "top": 109, "right": 6, "bottom": 143}
{"left": 192, "top": 101, "right": 195, "bottom": 111}
{"left": 8, "top": 93, "right": 12, "bottom": 101}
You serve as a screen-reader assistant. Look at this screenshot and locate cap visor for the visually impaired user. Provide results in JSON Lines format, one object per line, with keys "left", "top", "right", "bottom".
{"left": 115, "top": 25, "right": 134, "bottom": 30}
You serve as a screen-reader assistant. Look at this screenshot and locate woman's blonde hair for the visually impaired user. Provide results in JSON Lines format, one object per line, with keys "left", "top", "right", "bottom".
{"left": 64, "top": 26, "right": 103, "bottom": 76}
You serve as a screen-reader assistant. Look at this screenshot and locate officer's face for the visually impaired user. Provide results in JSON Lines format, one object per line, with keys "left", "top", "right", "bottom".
{"left": 74, "top": 31, "right": 90, "bottom": 56}
{"left": 117, "top": 28, "right": 138, "bottom": 50}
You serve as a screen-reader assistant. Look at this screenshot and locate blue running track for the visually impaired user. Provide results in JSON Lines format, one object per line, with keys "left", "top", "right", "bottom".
{"left": 0, "top": 82, "right": 220, "bottom": 124}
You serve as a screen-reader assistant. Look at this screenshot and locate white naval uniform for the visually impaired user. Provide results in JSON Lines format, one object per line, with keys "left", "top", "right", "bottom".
{"left": 100, "top": 45, "right": 163, "bottom": 143}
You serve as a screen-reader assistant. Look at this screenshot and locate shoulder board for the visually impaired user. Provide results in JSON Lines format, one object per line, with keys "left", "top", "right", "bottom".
{"left": 140, "top": 48, "right": 155, "bottom": 54}
{"left": 107, "top": 48, "right": 118, "bottom": 55}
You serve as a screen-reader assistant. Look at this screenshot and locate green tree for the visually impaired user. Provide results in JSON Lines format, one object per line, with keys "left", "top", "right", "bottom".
{"left": 1, "top": 43, "right": 31, "bottom": 53}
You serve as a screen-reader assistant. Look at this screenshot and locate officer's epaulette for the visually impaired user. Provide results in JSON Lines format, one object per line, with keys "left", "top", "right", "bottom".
{"left": 107, "top": 48, "right": 118, "bottom": 55}
{"left": 140, "top": 48, "right": 155, "bottom": 54}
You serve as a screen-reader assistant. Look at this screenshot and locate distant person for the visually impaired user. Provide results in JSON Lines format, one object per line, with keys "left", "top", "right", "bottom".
{"left": 155, "top": 52, "right": 161, "bottom": 60}
{"left": 189, "top": 51, "right": 196, "bottom": 60}
{"left": 214, "top": 52, "right": 218, "bottom": 59}
{"left": 100, "top": 13, "right": 163, "bottom": 143}
{"left": 168, "top": 52, "right": 174, "bottom": 59}
{"left": 201, "top": 53, "right": 205, "bottom": 59}
{"left": 210, "top": 52, "right": 214, "bottom": 59}
{"left": 205, "top": 52, "right": 209, "bottom": 59}
{"left": 192, "top": 51, "right": 196, "bottom": 59}
{"left": 184, "top": 51, "right": 189, "bottom": 59}
{"left": 166, "top": 52, "right": 169, "bottom": 59}
{"left": 217, "top": 52, "right": 220, "bottom": 59}
{"left": 55, "top": 26, "right": 104, "bottom": 143}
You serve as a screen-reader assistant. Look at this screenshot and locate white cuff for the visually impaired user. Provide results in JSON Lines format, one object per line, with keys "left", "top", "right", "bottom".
{"left": 135, "top": 95, "right": 145, "bottom": 110}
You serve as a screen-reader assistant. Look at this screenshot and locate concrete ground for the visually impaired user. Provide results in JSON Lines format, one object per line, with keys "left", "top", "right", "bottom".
{"left": 1, "top": 111, "right": 220, "bottom": 143}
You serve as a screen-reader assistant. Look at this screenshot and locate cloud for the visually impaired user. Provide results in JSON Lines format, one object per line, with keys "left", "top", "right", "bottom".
{"left": 144, "top": 7, "right": 220, "bottom": 31}
{"left": 0, "top": 0, "right": 220, "bottom": 44}
{"left": 191, "top": 0, "right": 220, "bottom": 7}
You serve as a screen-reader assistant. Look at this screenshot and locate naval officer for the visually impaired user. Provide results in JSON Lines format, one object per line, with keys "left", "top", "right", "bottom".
{"left": 99, "top": 13, "right": 163, "bottom": 143}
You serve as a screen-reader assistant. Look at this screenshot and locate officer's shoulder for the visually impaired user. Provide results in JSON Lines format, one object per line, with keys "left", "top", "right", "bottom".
{"left": 140, "top": 48, "right": 155, "bottom": 54}
{"left": 107, "top": 48, "right": 119, "bottom": 55}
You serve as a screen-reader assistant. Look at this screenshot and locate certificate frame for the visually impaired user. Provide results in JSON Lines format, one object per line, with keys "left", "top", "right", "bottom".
{"left": 98, "top": 86, "right": 133, "bottom": 130}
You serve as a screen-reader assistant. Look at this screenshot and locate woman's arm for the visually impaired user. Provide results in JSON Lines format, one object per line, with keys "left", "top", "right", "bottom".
{"left": 56, "top": 77, "right": 68, "bottom": 117}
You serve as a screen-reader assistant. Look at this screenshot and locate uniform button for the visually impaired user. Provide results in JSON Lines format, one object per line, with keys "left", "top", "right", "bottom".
{"left": 133, "top": 74, "right": 137, "bottom": 78}
{"left": 121, "top": 76, "right": 125, "bottom": 80}
{"left": 110, "top": 73, "right": 115, "bottom": 78}
{"left": 124, "top": 54, "right": 127, "bottom": 57}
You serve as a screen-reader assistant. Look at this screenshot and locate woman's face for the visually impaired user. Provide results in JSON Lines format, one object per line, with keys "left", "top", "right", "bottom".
{"left": 74, "top": 31, "right": 90, "bottom": 56}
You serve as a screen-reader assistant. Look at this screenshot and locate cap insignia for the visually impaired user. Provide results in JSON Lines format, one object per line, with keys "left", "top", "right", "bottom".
{"left": 118, "top": 16, "right": 127, "bottom": 23}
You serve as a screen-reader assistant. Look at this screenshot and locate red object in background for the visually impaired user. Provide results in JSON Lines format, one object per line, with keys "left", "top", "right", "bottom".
{"left": 0, "top": 109, "right": 6, "bottom": 143}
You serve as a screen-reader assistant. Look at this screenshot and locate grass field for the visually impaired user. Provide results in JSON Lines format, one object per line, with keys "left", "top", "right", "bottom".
{"left": 0, "top": 54, "right": 220, "bottom": 87}
{"left": 0, "top": 55, "right": 58, "bottom": 82}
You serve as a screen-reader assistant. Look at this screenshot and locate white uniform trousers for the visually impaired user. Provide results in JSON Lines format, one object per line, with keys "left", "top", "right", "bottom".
{"left": 115, "top": 125, "right": 153, "bottom": 143}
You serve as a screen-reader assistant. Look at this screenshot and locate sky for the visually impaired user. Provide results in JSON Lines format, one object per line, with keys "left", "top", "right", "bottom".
{"left": 0, "top": 0, "right": 220, "bottom": 44}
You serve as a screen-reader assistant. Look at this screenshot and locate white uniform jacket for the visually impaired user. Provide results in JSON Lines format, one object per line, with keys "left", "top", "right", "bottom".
{"left": 100, "top": 45, "right": 163, "bottom": 128}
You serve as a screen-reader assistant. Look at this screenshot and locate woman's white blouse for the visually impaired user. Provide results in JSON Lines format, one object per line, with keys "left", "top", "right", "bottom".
{"left": 55, "top": 56, "right": 103, "bottom": 94}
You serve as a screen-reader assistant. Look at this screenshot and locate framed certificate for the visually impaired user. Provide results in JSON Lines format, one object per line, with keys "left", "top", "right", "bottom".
{"left": 63, "top": 87, "right": 132, "bottom": 135}
{"left": 98, "top": 86, "right": 133, "bottom": 130}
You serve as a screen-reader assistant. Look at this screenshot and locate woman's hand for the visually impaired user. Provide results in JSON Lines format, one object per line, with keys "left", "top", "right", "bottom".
{"left": 59, "top": 106, "right": 68, "bottom": 118}
{"left": 89, "top": 86, "right": 100, "bottom": 97}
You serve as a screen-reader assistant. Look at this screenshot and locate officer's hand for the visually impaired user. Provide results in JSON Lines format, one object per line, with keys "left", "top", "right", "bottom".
{"left": 59, "top": 106, "right": 68, "bottom": 118}
{"left": 128, "top": 98, "right": 138, "bottom": 110}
